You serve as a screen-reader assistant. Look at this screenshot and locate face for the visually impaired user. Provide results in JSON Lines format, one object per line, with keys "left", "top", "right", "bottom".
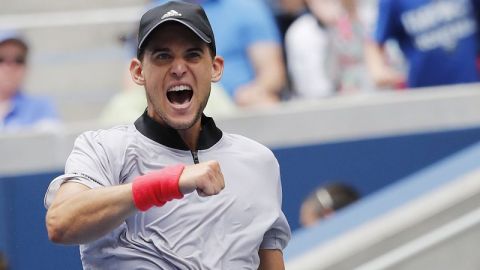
{"left": 300, "top": 199, "right": 332, "bottom": 227}
{"left": 130, "top": 23, "right": 223, "bottom": 130}
{"left": 300, "top": 200, "right": 321, "bottom": 227}
{"left": 0, "top": 41, "right": 27, "bottom": 99}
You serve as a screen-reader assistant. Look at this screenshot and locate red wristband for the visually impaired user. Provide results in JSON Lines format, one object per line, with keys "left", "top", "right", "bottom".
{"left": 132, "top": 164, "right": 185, "bottom": 211}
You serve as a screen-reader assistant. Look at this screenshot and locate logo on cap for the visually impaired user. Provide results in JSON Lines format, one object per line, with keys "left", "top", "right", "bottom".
{"left": 161, "top": 10, "right": 182, "bottom": 19}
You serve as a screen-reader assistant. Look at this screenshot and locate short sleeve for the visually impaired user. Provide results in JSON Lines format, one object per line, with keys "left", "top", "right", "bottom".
{"left": 260, "top": 211, "right": 291, "bottom": 250}
{"left": 44, "top": 131, "right": 120, "bottom": 208}
{"left": 260, "top": 164, "right": 291, "bottom": 250}
{"left": 285, "top": 15, "right": 335, "bottom": 98}
{"left": 374, "top": 0, "right": 401, "bottom": 44}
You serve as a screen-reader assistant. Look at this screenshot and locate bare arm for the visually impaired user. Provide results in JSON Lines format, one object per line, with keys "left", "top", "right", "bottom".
{"left": 365, "top": 41, "right": 405, "bottom": 89}
{"left": 46, "top": 161, "right": 224, "bottom": 245}
{"left": 258, "top": 249, "right": 285, "bottom": 270}
{"left": 235, "top": 42, "right": 286, "bottom": 107}
{"left": 46, "top": 182, "right": 136, "bottom": 244}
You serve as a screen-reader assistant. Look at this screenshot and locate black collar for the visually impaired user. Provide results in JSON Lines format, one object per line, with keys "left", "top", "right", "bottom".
{"left": 134, "top": 111, "right": 223, "bottom": 151}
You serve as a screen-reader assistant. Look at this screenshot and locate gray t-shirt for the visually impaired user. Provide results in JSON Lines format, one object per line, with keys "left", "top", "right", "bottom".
{"left": 45, "top": 115, "right": 290, "bottom": 270}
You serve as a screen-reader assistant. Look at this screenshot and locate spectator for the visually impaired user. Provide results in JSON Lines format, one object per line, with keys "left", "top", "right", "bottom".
{"left": 366, "top": 0, "right": 480, "bottom": 89}
{"left": 153, "top": 0, "right": 287, "bottom": 107}
{"left": 0, "top": 30, "right": 59, "bottom": 131}
{"left": 285, "top": 0, "right": 372, "bottom": 98}
{"left": 300, "top": 182, "right": 360, "bottom": 227}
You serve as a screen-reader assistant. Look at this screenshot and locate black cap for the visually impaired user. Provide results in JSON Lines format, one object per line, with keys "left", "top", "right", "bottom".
{"left": 137, "top": 1, "right": 216, "bottom": 55}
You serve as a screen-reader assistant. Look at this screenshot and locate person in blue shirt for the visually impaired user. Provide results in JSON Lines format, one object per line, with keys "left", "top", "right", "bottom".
{"left": 153, "top": 0, "right": 287, "bottom": 107}
{"left": 366, "top": 0, "right": 480, "bottom": 89}
{"left": 0, "top": 30, "right": 59, "bottom": 131}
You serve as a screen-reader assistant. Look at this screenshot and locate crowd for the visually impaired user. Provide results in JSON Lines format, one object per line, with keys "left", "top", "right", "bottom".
{"left": 1, "top": 0, "right": 479, "bottom": 129}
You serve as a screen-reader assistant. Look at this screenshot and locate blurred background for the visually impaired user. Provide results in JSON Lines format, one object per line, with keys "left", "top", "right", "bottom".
{"left": 1, "top": 0, "right": 480, "bottom": 269}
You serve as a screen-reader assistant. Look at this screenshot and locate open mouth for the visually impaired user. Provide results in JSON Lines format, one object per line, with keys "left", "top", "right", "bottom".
{"left": 167, "top": 85, "right": 193, "bottom": 106}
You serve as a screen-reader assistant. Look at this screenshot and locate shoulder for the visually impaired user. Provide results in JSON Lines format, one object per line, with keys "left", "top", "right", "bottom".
{"left": 286, "top": 14, "right": 329, "bottom": 53}
{"left": 286, "top": 14, "right": 327, "bottom": 43}
{"left": 223, "top": 0, "right": 269, "bottom": 11}
{"left": 75, "top": 125, "right": 134, "bottom": 152}
{"left": 222, "top": 133, "right": 278, "bottom": 163}
{"left": 289, "top": 14, "right": 320, "bottom": 32}
{"left": 378, "top": 0, "right": 398, "bottom": 12}
{"left": 222, "top": 0, "right": 277, "bottom": 26}
{"left": 378, "top": 0, "right": 395, "bottom": 6}
{"left": 15, "top": 93, "right": 55, "bottom": 109}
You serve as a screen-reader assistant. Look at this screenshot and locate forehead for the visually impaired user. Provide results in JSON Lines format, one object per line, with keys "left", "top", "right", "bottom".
{"left": 0, "top": 40, "right": 27, "bottom": 54}
{"left": 144, "top": 22, "right": 206, "bottom": 49}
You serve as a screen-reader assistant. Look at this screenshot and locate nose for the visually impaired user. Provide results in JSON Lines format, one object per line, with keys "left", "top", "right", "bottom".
{"left": 170, "top": 58, "right": 187, "bottom": 79}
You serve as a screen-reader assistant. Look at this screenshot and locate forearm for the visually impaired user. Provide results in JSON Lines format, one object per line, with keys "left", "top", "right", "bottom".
{"left": 249, "top": 43, "right": 286, "bottom": 95}
{"left": 254, "top": 61, "right": 286, "bottom": 95}
{"left": 46, "top": 183, "right": 136, "bottom": 245}
{"left": 365, "top": 41, "right": 405, "bottom": 88}
{"left": 365, "top": 41, "right": 388, "bottom": 77}
{"left": 258, "top": 249, "right": 285, "bottom": 270}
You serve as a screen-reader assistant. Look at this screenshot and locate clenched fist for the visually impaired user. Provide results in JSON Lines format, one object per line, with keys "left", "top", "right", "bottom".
{"left": 178, "top": 160, "right": 225, "bottom": 196}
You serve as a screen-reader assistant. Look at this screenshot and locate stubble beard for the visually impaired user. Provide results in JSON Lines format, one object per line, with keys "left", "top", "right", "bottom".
{"left": 146, "top": 90, "right": 210, "bottom": 131}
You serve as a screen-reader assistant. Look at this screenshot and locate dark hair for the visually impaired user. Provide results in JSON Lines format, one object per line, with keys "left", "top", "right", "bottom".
{"left": 136, "top": 29, "right": 215, "bottom": 61}
{"left": 305, "top": 182, "right": 360, "bottom": 215}
{"left": 136, "top": 37, "right": 148, "bottom": 61}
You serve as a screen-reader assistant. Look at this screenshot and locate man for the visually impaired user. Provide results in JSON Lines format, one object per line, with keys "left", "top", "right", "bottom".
{"left": 0, "top": 30, "right": 58, "bottom": 130}
{"left": 366, "top": 0, "right": 480, "bottom": 89}
{"left": 44, "top": 1, "right": 291, "bottom": 269}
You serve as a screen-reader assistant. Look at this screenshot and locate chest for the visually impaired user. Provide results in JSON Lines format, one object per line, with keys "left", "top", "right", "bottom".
{"left": 122, "top": 148, "right": 278, "bottom": 236}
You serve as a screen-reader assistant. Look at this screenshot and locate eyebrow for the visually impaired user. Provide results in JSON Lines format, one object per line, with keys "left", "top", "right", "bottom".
{"left": 150, "top": 47, "right": 170, "bottom": 53}
{"left": 149, "top": 46, "right": 205, "bottom": 54}
{"left": 186, "top": 47, "right": 204, "bottom": 53}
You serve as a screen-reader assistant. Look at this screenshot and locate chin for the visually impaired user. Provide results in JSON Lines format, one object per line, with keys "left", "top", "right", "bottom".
{"left": 164, "top": 115, "right": 198, "bottom": 130}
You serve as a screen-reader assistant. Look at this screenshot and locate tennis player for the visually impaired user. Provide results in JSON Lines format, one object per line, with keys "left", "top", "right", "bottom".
{"left": 44, "top": 1, "right": 290, "bottom": 269}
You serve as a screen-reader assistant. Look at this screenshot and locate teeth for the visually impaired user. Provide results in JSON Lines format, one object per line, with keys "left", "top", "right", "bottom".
{"left": 168, "top": 85, "right": 192, "bottom": 92}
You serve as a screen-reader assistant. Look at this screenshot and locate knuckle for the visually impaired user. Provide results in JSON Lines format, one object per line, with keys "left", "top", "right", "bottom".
{"left": 208, "top": 160, "right": 220, "bottom": 169}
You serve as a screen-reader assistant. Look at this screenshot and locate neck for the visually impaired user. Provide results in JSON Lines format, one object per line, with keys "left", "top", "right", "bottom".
{"left": 0, "top": 89, "right": 15, "bottom": 102}
{"left": 177, "top": 120, "right": 201, "bottom": 151}
{"left": 146, "top": 108, "right": 202, "bottom": 151}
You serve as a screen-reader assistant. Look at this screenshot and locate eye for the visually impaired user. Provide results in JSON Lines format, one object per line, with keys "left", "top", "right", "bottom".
{"left": 186, "top": 51, "right": 202, "bottom": 60}
{"left": 152, "top": 51, "right": 171, "bottom": 60}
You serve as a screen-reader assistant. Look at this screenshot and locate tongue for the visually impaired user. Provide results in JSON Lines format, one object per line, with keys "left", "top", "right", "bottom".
{"left": 167, "top": 90, "right": 192, "bottom": 105}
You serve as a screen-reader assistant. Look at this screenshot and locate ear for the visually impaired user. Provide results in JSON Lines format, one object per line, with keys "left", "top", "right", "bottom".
{"left": 211, "top": 56, "right": 224, "bottom": 83}
{"left": 129, "top": 58, "right": 145, "bottom": 86}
